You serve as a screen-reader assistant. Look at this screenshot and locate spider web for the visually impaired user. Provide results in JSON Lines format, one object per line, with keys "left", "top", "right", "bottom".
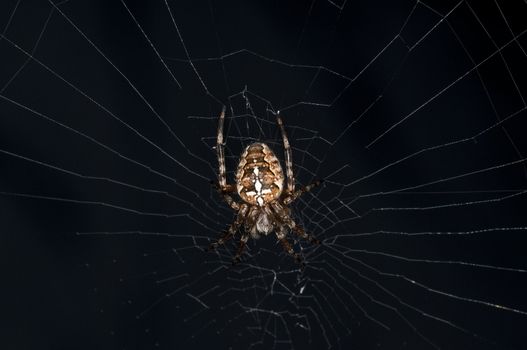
{"left": 1, "top": 0, "right": 527, "bottom": 349}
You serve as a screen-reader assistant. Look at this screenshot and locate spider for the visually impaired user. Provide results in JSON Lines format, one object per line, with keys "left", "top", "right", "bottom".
{"left": 208, "top": 106, "right": 322, "bottom": 265}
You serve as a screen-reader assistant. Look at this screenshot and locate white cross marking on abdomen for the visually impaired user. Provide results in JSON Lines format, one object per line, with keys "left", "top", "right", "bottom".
{"left": 252, "top": 167, "right": 265, "bottom": 206}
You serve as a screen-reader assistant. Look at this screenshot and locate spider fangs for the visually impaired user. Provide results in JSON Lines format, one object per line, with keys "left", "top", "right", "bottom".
{"left": 208, "top": 107, "right": 322, "bottom": 266}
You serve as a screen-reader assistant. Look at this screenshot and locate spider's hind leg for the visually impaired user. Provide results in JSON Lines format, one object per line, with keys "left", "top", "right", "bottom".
{"left": 272, "top": 203, "right": 321, "bottom": 246}
{"left": 276, "top": 227, "right": 304, "bottom": 267}
{"left": 207, "top": 227, "right": 235, "bottom": 252}
{"left": 292, "top": 225, "right": 321, "bottom": 245}
{"left": 207, "top": 204, "right": 248, "bottom": 252}
{"left": 232, "top": 235, "right": 249, "bottom": 265}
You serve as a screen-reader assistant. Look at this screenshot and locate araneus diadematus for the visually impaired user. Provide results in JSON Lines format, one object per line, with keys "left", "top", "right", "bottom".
{"left": 208, "top": 107, "right": 322, "bottom": 265}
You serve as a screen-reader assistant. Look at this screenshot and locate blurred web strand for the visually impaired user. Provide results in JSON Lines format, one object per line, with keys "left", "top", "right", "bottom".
{"left": 330, "top": 227, "right": 527, "bottom": 238}
{"left": 47, "top": 0, "right": 212, "bottom": 179}
{"left": 366, "top": 26, "right": 527, "bottom": 148}
{"left": 119, "top": 0, "right": 182, "bottom": 89}
{"left": 0, "top": 92, "right": 221, "bottom": 224}
{"left": 0, "top": 32, "right": 213, "bottom": 180}
{"left": 325, "top": 243, "right": 527, "bottom": 317}
{"left": 0, "top": 148, "right": 219, "bottom": 227}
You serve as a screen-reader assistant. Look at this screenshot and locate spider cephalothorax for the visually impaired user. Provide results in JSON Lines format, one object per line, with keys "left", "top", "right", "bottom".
{"left": 208, "top": 107, "right": 322, "bottom": 265}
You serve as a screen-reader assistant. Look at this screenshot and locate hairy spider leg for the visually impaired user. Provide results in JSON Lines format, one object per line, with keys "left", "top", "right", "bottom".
{"left": 282, "top": 179, "right": 324, "bottom": 205}
{"left": 276, "top": 112, "right": 295, "bottom": 194}
{"left": 216, "top": 105, "right": 227, "bottom": 188}
{"left": 270, "top": 202, "right": 321, "bottom": 246}
{"left": 232, "top": 235, "right": 249, "bottom": 265}
{"left": 283, "top": 215, "right": 320, "bottom": 246}
{"left": 210, "top": 181, "right": 239, "bottom": 211}
{"left": 276, "top": 226, "right": 304, "bottom": 265}
{"left": 215, "top": 106, "right": 240, "bottom": 210}
{"left": 291, "top": 225, "right": 321, "bottom": 245}
{"left": 208, "top": 204, "right": 249, "bottom": 251}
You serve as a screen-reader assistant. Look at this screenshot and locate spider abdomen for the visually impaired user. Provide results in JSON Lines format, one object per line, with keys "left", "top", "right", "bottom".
{"left": 236, "top": 143, "right": 284, "bottom": 206}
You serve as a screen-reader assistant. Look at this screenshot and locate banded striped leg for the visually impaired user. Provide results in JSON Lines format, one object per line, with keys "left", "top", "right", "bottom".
{"left": 232, "top": 235, "right": 249, "bottom": 265}
{"left": 271, "top": 203, "right": 321, "bottom": 246}
{"left": 215, "top": 106, "right": 240, "bottom": 210}
{"left": 208, "top": 204, "right": 248, "bottom": 251}
{"left": 211, "top": 181, "right": 239, "bottom": 211}
{"left": 282, "top": 179, "right": 323, "bottom": 205}
{"left": 291, "top": 225, "right": 321, "bottom": 245}
{"left": 276, "top": 226, "right": 303, "bottom": 265}
{"left": 217, "top": 105, "right": 227, "bottom": 188}
{"left": 276, "top": 112, "right": 295, "bottom": 193}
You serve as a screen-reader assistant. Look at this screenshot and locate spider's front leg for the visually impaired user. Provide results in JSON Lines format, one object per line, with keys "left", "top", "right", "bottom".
{"left": 214, "top": 106, "right": 242, "bottom": 211}
{"left": 208, "top": 204, "right": 248, "bottom": 251}
{"left": 210, "top": 180, "right": 240, "bottom": 210}
{"left": 276, "top": 112, "right": 295, "bottom": 193}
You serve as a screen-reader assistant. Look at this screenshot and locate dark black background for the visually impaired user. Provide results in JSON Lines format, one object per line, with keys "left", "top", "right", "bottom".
{"left": 1, "top": 0, "right": 527, "bottom": 349}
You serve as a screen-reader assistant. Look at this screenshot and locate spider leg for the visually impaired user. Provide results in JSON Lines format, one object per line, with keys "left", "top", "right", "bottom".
{"left": 210, "top": 181, "right": 240, "bottom": 211}
{"left": 276, "top": 226, "right": 304, "bottom": 266}
{"left": 282, "top": 179, "right": 323, "bottom": 205}
{"left": 208, "top": 204, "right": 248, "bottom": 251}
{"left": 216, "top": 105, "right": 228, "bottom": 189}
{"left": 276, "top": 112, "right": 295, "bottom": 193}
{"left": 291, "top": 225, "right": 321, "bottom": 245}
{"left": 270, "top": 202, "right": 321, "bottom": 246}
{"left": 232, "top": 235, "right": 249, "bottom": 265}
{"left": 214, "top": 106, "right": 241, "bottom": 211}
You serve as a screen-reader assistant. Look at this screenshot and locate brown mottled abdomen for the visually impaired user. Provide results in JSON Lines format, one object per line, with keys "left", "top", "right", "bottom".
{"left": 236, "top": 143, "right": 284, "bottom": 206}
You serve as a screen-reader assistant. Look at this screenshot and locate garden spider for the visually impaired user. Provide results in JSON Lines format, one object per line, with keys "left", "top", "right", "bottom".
{"left": 208, "top": 107, "right": 322, "bottom": 265}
